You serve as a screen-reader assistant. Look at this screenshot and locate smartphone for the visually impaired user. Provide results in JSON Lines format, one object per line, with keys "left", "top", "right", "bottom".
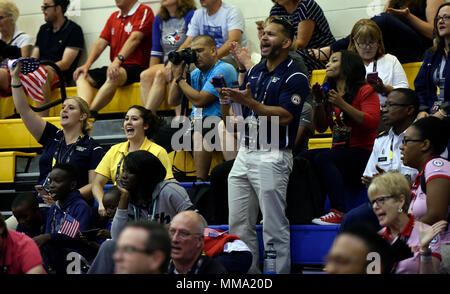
{"left": 321, "top": 82, "right": 330, "bottom": 94}
{"left": 366, "top": 72, "right": 378, "bottom": 83}
{"left": 81, "top": 228, "right": 101, "bottom": 241}
{"left": 212, "top": 76, "right": 224, "bottom": 88}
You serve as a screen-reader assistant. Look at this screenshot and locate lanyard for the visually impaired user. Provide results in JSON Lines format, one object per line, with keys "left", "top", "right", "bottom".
{"left": 372, "top": 60, "right": 377, "bottom": 73}
{"left": 251, "top": 72, "right": 274, "bottom": 117}
{"left": 53, "top": 135, "right": 81, "bottom": 167}
{"left": 115, "top": 155, "right": 125, "bottom": 184}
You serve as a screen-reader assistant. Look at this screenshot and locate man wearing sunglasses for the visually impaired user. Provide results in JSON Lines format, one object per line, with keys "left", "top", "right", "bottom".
{"left": 32, "top": 0, "right": 84, "bottom": 116}
{"left": 340, "top": 88, "right": 420, "bottom": 232}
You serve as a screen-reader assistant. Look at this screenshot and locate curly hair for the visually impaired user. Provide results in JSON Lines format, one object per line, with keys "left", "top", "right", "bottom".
{"left": 159, "top": 0, "right": 196, "bottom": 21}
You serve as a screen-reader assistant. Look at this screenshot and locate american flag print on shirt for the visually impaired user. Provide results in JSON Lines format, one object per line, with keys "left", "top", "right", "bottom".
{"left": 8, "top": 58, "right": 48, "bottom": 102}
{"left": 58, "top": 213, "right": 81, "bottom": 238}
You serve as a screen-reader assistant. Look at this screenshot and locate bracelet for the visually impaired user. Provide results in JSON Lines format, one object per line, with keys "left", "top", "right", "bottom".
{"left": 420, "top": 254, "right": 432, "bottom": 263}
{"left": 11, "top": 83, "right": 22, "bottom": 88}
{"left": 438, "top": 109, "right": 447, "bottom": 117}
{"left": 312, "top": 101, "right": 324, "bottom": 107}
{"left": 238, "top": 68, "right": 247, "bottom": 73}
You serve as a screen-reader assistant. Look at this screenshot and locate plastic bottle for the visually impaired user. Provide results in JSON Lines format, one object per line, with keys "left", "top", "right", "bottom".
{"left": 263, "top": 242, "right": 277, "bottom": 274}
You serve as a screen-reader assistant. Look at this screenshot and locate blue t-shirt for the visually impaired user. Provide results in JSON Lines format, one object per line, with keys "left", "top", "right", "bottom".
{"left": 38, "top": 122, "right": 104, "bottom": 188}
{"left": 189, "top": 60, "right": 238, "bottom": 119}
{"left": 241, "top": 57, "right": 310, "bottom": 149}
{"left": 151, "top": 10, "right": 195, "bottom": 63}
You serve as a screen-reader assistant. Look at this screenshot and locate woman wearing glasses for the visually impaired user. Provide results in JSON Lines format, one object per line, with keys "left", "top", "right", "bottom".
{"left": 414, "top": 2, "right": 450, "bottom": 120}
{"left": 399, "top": 116, "right": 450, "bottom": 272}
{"left": 301, "top": 50, "right": 380, "bottom": 225}
{"left": 348, "top": 19, "right": 409, "bottom": 108}
{"left": 312, "top": 0, "right": 443, "bottom": 64}
{"left": 368, "top": 171, "right": 447, "bottom": 274}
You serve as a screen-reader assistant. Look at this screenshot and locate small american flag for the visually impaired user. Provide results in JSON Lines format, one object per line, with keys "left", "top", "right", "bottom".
{"left": 8, "top": 58, "right": 48, "bottom": 102}
{"left": 58, "top": 213, "right": 81, "bottom": 238}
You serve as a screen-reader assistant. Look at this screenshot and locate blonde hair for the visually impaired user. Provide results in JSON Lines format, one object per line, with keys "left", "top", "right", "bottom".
{"left": 368, "top": 171, "right": 411, "bottom": 211}
{"left": 65, "top": 96, "right": 92, "bottom": 134}
{"left": 348, "top": 19, "right": 385, "bottom": 59}
{"left": 0, "top": 0, "right": 19, "bottom": 23}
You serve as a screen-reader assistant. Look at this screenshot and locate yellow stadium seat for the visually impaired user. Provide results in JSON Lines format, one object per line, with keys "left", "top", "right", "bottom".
{"left": 0, "top": 151, "right": 36, "bottom": 183}
{"left": 308, "top": 137, "right": 332, "bottom": 150}
{"left": 0, "top": 117, "right": 61, "bottom": 149}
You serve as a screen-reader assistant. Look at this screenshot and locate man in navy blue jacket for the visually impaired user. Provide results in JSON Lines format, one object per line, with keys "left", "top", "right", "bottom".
{"left": 33, "top": 163, "right": 93, "bottom": 273}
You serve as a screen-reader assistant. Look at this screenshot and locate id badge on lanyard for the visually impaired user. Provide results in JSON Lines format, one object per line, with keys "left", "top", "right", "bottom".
{"left": 246, "top": 115, "right": 259, "bottom": 149}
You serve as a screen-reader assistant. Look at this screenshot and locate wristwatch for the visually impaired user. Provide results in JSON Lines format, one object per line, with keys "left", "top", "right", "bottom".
{"left": 176, "top": 76, "right": 185, "bottom": 84}
{"left": 238, "top": 68, "right": 247, "bottom": 73}
{"left": 117, "top": 54, "right": 125, "bottom": 63}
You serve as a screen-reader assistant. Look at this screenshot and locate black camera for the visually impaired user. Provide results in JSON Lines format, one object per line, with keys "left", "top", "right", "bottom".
{"left": 168, "top": 48, "right": 197, "bottom": 65}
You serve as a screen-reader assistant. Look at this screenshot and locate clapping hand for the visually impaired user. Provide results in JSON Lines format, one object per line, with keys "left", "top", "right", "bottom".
{"left": 419, "top": 220, "right": 448, "bottom": 251}
{"left": 222, "top": 82, "right": 253, "bottom": 107}
{"left": 327, "top": 89, "right": 345, "bottom": 108}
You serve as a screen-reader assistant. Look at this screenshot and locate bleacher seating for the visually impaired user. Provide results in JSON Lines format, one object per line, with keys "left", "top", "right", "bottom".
{"left": 0, "top": 60, "right": 424, "bottom": 268}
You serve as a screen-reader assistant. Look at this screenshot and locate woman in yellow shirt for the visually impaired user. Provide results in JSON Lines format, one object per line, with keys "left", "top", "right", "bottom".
{"left": 92, "top": 105, "right": 173, "bottom": 216}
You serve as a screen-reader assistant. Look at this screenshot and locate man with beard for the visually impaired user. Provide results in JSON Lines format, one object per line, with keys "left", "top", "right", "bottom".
{"left": 221, "top": 16, "right": 310, "bottom": 274}
{"left": 32, "top": 0, "right": 84, "bottom": 116}
{"left": 340, "top": 88, "right": 420, "bottom": 232}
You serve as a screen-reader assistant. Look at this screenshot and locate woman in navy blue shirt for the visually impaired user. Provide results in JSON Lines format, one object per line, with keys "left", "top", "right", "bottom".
{"left": 10, "top": 62, "right": 104, "bottom": 202}
{"left": 414, "top": 2, "right": 450, "bottom": 119}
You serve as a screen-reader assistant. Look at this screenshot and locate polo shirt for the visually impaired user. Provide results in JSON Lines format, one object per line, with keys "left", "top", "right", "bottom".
{"left": 409, "top": 157, "right": 450, "bottom": 243}
{"left": 379, "top": 215, "right": 441, "bottom": 274}
{"left": 0, "top": 230, "right": 45, "bottom": 274}
{"left": 38, "top": 122, "right": 104, "bottom": 188}
{"left": 35, "top": 17, "right": 84, "bottom": 83}
{"left": 241, "top": 57, "right": 310, "bottom": 149}
{"left": 95, "top": 137, "right": 173, "bottom": 183}
{"left": 99, "top": 1, "right": 154, "bottom": 67}
{"left": 190, "top": 60, "right": 238, "bottom": 119}
{"left": 363, "top": 128, "right": 418, "bottom": 181}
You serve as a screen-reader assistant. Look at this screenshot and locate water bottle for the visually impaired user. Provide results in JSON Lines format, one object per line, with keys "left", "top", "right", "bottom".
{"left": 263, "top": 242, "right": 277, "bottom": 274}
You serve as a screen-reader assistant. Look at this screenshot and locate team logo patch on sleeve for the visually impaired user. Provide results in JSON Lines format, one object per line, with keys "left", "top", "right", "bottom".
{"left": 291, "top": 94, "right": 301, "bottom": 105}
{"left": 432, "top": 159, "right": 444, "bottom": 167}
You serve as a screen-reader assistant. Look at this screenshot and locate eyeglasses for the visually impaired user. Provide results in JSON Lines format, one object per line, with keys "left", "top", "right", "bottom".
{"left": 435, "top": 15, "right": 450, "bottom": 22}
{"left": 369, "top": 195, "right": 394, "bottom": 207}
{"left": 168, "top": 228, "right": 202, "bottom": 240}
{"left": 41, "top": 4, "right": 57, "bottom": 11}
{"left": 401, "top": 138, "right": 424, "bottom": 145}
{"left": 354, "top": 40, "right": 378, "bottom": 49}
{"left": 381, "top": 103, "right": 411, "bottom": 109}
{"left": 114, "top": 245, "right": 152, "bottom": 255}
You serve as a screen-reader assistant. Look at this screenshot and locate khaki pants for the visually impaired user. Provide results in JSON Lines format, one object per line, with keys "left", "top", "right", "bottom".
{"left": 228, "top": 148, "right": 292, "bottom": 274}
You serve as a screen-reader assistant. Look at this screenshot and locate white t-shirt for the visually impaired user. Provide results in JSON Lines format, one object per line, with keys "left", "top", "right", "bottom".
{"left": 0, "top": 28, "right": 32, "bottom": 48}
{"left": 187, "top": 3, "right": 248, "bottom": 50}
{"left": 365, "top": 53, "right": 409, "bottom": 106}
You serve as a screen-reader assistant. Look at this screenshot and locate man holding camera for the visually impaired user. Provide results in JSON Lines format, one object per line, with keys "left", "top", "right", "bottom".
{"left": 73, "top": 0, "right": 154, "bottom": 118}
{"left": 221, "top": 17, "right": 310, "bottom": 274}
{"left": 168, "top": 35, "right": 237, "bottom": 182}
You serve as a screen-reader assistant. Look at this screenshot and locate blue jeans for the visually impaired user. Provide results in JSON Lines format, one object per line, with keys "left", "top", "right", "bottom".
{"left": 331, "top": 13, "right": 431, "bottom": 63}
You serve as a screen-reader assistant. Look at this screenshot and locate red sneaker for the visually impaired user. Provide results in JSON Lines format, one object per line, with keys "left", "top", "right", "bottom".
{"left": 312, "top": 209, "right": 344, "bottom": 225}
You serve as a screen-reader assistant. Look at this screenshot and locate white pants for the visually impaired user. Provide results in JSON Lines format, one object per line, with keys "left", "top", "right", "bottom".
{"left": 228, "top": 148, "right": 292, "bottom": 274}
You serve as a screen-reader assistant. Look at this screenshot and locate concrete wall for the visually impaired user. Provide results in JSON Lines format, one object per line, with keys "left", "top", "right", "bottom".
{"left": 14, "top": 0, "right": 389, "bottom": 68}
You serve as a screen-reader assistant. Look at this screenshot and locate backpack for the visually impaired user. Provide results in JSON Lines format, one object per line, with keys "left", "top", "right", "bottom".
{"left": 187, "top": 182, "right": 219, "bottom": 224}
{"left": 285, "top": 156, "right": 325, "bottom": 224}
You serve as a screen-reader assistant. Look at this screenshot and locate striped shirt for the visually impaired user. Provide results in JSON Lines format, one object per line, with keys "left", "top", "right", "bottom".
{"left": 270, "top": 0, "right": 335, "bottom": 49}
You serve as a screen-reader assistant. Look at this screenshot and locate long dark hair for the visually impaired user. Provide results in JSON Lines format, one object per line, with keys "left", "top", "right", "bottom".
{"left": 123, "top": 150, "right": 167, "bottom": 207}
{"left": 328, "top": 50, "right": 367, "bottom": 104}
